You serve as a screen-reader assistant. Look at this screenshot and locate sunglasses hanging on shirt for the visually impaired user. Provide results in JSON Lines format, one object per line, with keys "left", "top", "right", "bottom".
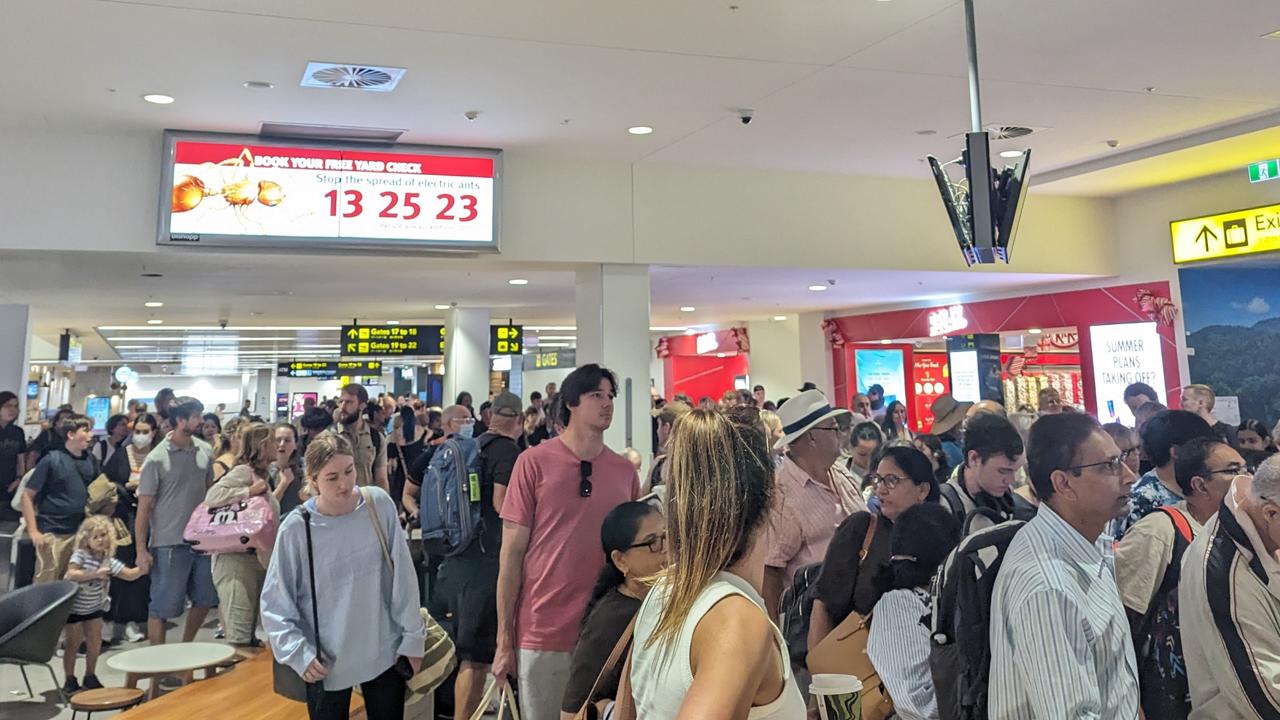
{"left": 579, "top": 460, "right": 593, "bottom": 498}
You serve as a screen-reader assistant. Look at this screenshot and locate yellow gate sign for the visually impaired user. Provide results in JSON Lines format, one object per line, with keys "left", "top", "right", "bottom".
{"left": 1171, "top": 203, "right": 1280, "bottom": 263}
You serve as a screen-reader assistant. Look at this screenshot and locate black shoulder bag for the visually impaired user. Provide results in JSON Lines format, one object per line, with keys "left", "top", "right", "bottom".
{"left": 272, "top": 508, "right": 324, "bottom": 713}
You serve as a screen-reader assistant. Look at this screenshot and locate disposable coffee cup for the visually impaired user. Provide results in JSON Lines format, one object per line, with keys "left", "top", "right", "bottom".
{"left": 810, "top": 673, "right": 863, "bottom": 720}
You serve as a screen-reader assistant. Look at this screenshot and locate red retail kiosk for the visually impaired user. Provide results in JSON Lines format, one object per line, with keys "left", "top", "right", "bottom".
{"left": 822, "top": 282, "right": 1183, "bottom": 432}
{"left": 656, "top": 328, "right": 751, "bottom": 402}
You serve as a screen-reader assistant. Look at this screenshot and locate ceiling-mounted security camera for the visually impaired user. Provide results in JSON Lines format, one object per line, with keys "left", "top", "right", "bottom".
{"left": 738, "top": 109, "right": 754, "bottom": 125}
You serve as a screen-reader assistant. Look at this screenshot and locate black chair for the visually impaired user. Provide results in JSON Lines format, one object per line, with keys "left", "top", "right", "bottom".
{"left": 0, "top": 580, "right": 78, "bottom": 704}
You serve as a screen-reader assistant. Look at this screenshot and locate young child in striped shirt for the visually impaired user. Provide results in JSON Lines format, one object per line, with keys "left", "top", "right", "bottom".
{"left": 61, "top": 515, "right": 147, "bottom": 694}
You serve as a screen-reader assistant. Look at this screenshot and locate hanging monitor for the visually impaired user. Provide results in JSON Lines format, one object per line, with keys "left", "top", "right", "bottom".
{"left": 928, "top": 133, "right": 1030, "bottom": 266}
{"left": 158, "top": 131, "right": 502, "bottom": 252}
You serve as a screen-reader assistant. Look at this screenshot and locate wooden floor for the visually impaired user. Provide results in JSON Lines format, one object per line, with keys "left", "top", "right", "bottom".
{"left": 117, "top": 650, "right": 364, "bottom": 720}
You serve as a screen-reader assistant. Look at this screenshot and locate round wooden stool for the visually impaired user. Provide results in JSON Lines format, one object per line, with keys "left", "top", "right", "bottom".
{"left": 69, "top": 687, "right": 146, "bottom": 719}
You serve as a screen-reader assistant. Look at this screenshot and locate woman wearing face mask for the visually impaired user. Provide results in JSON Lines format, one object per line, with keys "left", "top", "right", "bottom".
{"left": 261, "top": 432, "right": 425, "bottom": 720}
{"left": 103, "top": 414, "right": 159, "bottom": 642}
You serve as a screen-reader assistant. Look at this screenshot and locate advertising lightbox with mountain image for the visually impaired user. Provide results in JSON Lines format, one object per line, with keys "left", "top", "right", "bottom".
{"left": 1179, "top": 264, "right": 1280, "bottom": 427}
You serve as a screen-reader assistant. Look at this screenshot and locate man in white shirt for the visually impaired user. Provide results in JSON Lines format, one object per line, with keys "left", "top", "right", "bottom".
{"left": 1179, "top": 454, "right": 1280, "bottom": 719}
{"left": 989, "top": 412, "right": 1140, "bottom": 720}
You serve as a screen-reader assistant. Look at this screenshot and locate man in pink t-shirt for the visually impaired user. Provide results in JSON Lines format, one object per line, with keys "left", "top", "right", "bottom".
{"left": 493, "top": 364, "right": 639, "bottom": 720}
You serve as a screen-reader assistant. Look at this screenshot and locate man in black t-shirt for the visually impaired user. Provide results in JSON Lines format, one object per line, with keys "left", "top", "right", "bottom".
{"left": 22, "top": 414, "right": 97, "bottom": 583}
{"left": 0, "top": 391, "right": 28, "bottom": 522}
{"left": 439, "top": 391, "right": 524, "bottom": 720}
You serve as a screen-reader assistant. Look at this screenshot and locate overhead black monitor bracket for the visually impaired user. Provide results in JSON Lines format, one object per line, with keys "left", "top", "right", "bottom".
{"left": 926, "top": 0, "right": 1032, "bottom": 266}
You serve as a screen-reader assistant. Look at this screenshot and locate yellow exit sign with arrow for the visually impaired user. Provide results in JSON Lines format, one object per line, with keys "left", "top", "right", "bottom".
{"left": 1170, "top": 202, "right": 1280, "bottom": 263}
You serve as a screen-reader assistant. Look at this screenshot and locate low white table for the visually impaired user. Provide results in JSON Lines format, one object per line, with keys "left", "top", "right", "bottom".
{"left": 106, "top": 642, "right": 236, "bottom": 700}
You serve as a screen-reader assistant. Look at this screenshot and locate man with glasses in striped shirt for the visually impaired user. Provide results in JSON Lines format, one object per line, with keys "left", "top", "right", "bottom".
{"left": 989, "top": 412, "right": 1140, "bottom": 720}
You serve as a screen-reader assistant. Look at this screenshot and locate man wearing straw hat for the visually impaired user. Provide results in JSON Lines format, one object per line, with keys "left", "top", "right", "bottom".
{"left": 762, "top": 389, "right": 867, "bottom": 616}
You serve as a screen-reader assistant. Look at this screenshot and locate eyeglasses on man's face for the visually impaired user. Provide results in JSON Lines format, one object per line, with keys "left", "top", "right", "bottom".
{"left": 1067, "top": 455, "right": 1129, "bottom": 477}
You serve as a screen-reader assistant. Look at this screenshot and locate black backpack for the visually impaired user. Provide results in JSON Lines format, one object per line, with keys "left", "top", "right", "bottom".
{"left": 929, "top": 509, "right": 1026, "bottom": 720}
{"left": 940, "top": 482, "right": 1037, "bottom": 527}
{"left": 779, "top": 561, "right": 823, "bottom": 666}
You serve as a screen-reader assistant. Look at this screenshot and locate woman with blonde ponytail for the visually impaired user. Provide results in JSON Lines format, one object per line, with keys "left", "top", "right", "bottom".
{"left": 630, "top": 407, "right": 805, "bottom": 719}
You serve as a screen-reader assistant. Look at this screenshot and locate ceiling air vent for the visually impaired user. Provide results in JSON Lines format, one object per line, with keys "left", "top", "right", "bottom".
{"left": 987, "top": 125, "right": 1034, "bottom": 140}
{"left": 949, "top": 124, "right": 1046, "bottom": 140}
{"left": 300, "top": 62, "right": 406, "bottom": 92}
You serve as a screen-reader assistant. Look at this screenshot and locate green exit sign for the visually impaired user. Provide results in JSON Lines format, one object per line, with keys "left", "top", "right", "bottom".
{"left": 1249, "top": 159, "right": 1280, "bottom": 183}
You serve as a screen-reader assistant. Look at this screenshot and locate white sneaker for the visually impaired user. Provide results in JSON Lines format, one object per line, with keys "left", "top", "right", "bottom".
{"left": 125, "top": 623, "right": 146, "bottom": 643}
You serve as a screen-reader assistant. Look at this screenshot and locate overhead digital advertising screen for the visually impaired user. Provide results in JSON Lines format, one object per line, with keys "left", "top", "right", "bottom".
{"left": 158, "top": 131, "right": 501, "bottom": 252}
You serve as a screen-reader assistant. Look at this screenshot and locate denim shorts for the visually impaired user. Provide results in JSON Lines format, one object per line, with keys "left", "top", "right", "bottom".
{"left": 148, "top": 544, "right": 218, "bottom": 619}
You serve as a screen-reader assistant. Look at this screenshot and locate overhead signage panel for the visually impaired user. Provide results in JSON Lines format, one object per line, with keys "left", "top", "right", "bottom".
{"left": 489, "top": 324, "right": 523, "bottom": 355}
{"left": 1171, "top": 202, "right": 1280, "bottom": 263}
{"left": 159, "top": 131, "right": 501, "bottom": 252}
{"left": 527, "top": 348, "right": 576, "bottom": 369}
{"left": 340, "top": 325, "right": 445, "bottom": 357}
{"left": 277, "top": 360, "right": 383, "bottom": 378}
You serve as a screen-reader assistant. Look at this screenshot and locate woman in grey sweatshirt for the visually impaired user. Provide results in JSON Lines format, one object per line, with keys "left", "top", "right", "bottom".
{"left": 261, "top": 432, "right": 425, "bottom": 720}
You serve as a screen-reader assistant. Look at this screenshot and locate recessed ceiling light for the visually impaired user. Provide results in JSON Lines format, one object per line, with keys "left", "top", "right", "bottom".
{"left": 684, "top": 328, "right": 697, "bottom": 335}
{"left": 880, "top": 339, "right": 893, "bottom": 345}
{"left": 999, "top": 150, "right": 1023, "bottom": 159}
{"left": 433, "top": 304, "right": 451, "bottom": 310}
{"left": 143, "top": 301, "right": 164, "bottom": 308}
{"left": 773, "top": 315, "right": 787, "bottom": 321}
{"left": 508, "top": 279, "right": 529, "bottom": 286}
{"left": 680, "top": 306, "right": 696, "bottom": 313}
{"left": 386, "top": 320, "right": 400, "bottom": 325}
{"left": 1264, "top": 29, "right": 1280, "bottom": 39}
{"left": 243, "top": 81, "right": 274, "bottom": 90}
{"left": 140, "top": 272, "right": 163, "bottom": 278}
{"left": 628, "top": 126, "right": 654, "bottom": 135}
{"left": 808, "top": 285, "right": 828, "bottom": 292}
{"left": 914, "top": 129, "right": 936, "bottom": 136}
{"left": 1028, "top": 328, "right": 1043, "bottom": 334}
{"left": 142, "top": 94, "right": 175, "bottom": 105}
{"left": 147, "top": 319, "right": 164, "bottom": 325}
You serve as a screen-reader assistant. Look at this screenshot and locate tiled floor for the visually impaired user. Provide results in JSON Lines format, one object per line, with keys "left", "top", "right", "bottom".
{"left": 1, "top": 615, "right": 225, "bottom": 720}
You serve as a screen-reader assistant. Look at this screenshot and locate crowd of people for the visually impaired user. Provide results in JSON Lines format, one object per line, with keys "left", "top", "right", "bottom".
{"left": 4, "top": 372, "right": 1280, "bottom": 720}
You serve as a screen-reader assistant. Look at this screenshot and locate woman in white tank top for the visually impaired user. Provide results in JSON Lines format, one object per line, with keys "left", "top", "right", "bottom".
{"left": 629, "top": 407, "right": 806, "bottom": 719}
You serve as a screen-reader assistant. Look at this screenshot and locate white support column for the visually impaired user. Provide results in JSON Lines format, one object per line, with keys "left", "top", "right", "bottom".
{"left": 444, "top": 308, "right": 491, "bottom": 407}
{"left": 254, "top": 369, "right": 274, "bottom": 419}
{"left": 745, "top": 316, "right": 803, "bottom": 405}
{"left": 575, "top": 264, "right": 652, "bottom": 457}
{"left": 0, "top": 305, "right": 33, "bottom": 400}
{"left": 797, "top": 311, "right": 835, "bottom": 402}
